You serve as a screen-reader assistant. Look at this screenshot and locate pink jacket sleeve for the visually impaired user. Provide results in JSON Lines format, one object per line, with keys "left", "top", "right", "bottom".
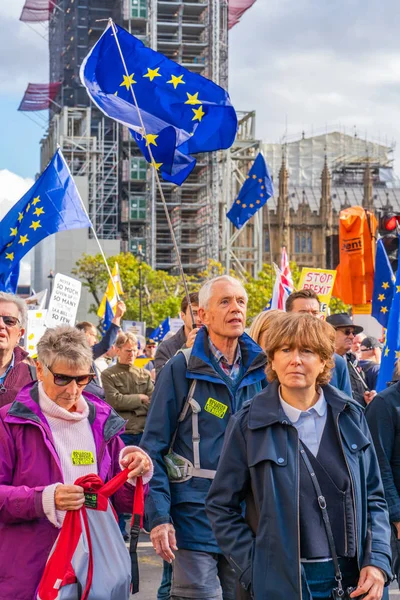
{"left": 0, "top": 416, "right": 46, "bottom": 523}
{"left": 108, "top": 435, "right": 149, "bottom": 514}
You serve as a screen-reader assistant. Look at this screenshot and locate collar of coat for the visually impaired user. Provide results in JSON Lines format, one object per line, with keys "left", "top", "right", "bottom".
{"left": 5, "top": 381, "right": 125, "bottom": 442}
{"left": 247, "top": 380, "right": 370, "bottom": 457}
{"left": 186, "top": 327, "right": 267, "bottom": 383}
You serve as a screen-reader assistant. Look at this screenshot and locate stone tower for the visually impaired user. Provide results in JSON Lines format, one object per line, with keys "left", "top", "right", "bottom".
{"left": 320, "top": 155, "right": 333, "bottom": 268}
{"left": 277, "top": 148, "right": 290, "bottom": 255}
{"left": 363, "top": 160, "right": 374, "bottom": 212}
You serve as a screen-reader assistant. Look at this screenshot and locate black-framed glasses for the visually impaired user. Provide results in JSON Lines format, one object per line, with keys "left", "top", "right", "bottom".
{"left": 0, "top": 315, "right": 20, "bottom": 328}
{"left": 46, "top": 364, "right": 95, "bottom": 387}
{"left": 336, "top": 327, "right": 356, "bottom": 336}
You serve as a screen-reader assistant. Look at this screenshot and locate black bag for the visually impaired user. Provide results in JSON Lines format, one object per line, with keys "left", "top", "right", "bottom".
{"left": 299, "top": 443, "right": 365, "bottom": 599}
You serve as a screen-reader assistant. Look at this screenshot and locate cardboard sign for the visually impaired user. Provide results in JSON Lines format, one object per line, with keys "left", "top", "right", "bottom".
{"left": 25, "top": 310, "right": 48, "bottom": 357}
{"left": 45, "top": 274, "right": 82, "bottom": 328}
{"left": 298, "top": 268, "right": 337, "bottom": 316}
{"left": 352, "top": 303, "right": 372, "bottom": 315}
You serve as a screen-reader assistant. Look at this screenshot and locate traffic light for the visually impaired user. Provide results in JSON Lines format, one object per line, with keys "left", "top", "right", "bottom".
{"left": 379, "top": 212, "right": 400, "bottom": 273}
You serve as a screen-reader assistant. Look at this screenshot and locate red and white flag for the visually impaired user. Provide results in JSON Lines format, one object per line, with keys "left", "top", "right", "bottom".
{"left": 271, "top": 248, "right": 294, "bottom": 310}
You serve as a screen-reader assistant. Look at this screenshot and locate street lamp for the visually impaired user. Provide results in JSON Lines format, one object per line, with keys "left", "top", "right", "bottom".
{"left": 136, "top": 245, "right": 145, "bottom": 323}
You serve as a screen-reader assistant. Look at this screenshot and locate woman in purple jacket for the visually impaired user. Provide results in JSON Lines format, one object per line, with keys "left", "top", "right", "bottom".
{"left": 0, "top": 325, "right": 153, "bottom": 600}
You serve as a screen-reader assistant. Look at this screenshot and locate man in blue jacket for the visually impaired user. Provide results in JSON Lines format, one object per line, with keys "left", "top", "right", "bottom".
{"left": 141, "top": 275, "right": 267, "bottom": 600}
{"left": 286, "top": 290, "right": 353, "bottom": 397}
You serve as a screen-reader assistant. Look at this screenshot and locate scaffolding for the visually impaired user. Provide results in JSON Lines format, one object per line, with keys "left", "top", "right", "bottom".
{"left": 121, "top": 0, "right": 230, "bottom": 273}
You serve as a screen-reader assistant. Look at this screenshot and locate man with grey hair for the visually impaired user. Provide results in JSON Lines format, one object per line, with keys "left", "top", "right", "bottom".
{"left": 0, "top": 292, "right": 36, "bottom": 408}
{"left": 141, "top": 275, "right": 267, "bottom": 600}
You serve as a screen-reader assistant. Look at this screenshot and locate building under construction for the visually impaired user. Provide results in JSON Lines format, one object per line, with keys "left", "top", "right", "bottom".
{"left": 19, "top": 0, "right": 238, "bottom": 278}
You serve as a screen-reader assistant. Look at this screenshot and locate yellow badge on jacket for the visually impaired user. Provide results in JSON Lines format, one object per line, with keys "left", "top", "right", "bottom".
{"left": 204, "top": 398, "right": 228, "bottom": 419}
{"left": 71, "top": 450, "right": 95, "bottom": 466}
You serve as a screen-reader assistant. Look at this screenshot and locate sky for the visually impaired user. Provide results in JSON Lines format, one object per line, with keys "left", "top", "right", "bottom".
{"left": 0, "top": 0, "right": 400, "bottom": 185}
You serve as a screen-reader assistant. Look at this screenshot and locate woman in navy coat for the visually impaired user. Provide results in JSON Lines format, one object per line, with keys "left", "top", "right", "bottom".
{"left": 206, "top": 313, "right": 391, "bottom": 600}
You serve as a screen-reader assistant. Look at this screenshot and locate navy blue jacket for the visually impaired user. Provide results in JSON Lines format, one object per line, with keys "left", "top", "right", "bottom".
{"left": 206, "top": 382, "right": 391, "bottom": 599}
{"left": 365, "top": 381, "right": 400, "bottom": 522}
{"left": 331, "top": 352, "right": 352, "bottom": 397}
{"left": 140, "top": 328, "right": 267, "bottom": 552}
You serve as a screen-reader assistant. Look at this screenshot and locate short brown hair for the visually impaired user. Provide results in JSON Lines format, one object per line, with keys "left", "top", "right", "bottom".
{"left": 285, "top": 289, "right": 320, "bottom": 312}
{"left": 75, "top": 321, "right": 96, "bottom": 334}
{"left": 115, "top": 331, "right": 138, "bottom": 349}
{"left": 181, "top": 292, "right": 199, "bottom": 314}
{"left": 264, "top": 313, "right": 335, "bottom": 386}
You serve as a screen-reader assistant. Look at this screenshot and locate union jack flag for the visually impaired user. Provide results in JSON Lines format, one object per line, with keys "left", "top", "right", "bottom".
{"left": 271, "top": 248, "right": 294, "bottom": 310}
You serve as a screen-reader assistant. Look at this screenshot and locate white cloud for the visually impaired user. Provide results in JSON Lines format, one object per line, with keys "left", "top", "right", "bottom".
{"left": 0, "top": 169, "right": 34, "bottom": 285}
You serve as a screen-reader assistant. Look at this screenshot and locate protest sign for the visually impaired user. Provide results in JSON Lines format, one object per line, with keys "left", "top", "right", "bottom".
{"left": 298, "top": 268, "right": 337, "bottom": 316}
{"left": 170, "top": 318, "right": 184, "bottom": 334}
{"left": 122, "top": 320, "right": 146, "bottom": 337}
{"left": 25, "top": 310, "right": 48, "bottom": 357}
{"left": 45, "top": 274, "right": 82, "bottom": 327}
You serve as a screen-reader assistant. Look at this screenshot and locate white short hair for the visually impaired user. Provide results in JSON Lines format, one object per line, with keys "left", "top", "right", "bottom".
{"left": 198, "top": 275, "right": 248, "bottom": 309}
{"left": 0, "top": 292, "right": 27, "bottom": 328}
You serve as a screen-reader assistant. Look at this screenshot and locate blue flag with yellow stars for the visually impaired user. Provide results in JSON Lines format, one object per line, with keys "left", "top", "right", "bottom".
{"left": 150, "top": 317, "right": 170, "bottom": 342}
{"left": 101, "top": 299, "right": 114, "bottom": 336}
{"left": 0, "top": 149, "right": 91, "bottom": 293}
{"left": 371, "top": 238, "right": 395, "bottom": 328}
{"left": 80, "top": 23, "right": 237, "bottom": 186}
{"left": 376, "top": 240, "right": 400, "bottom": 391}
{"left": 226, "top": 153, "right": 274, "bottom": 229}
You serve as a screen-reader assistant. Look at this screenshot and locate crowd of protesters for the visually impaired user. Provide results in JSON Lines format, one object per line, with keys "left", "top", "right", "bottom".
{"left": 0, "top": 275, "right": 398, "bottom": 600}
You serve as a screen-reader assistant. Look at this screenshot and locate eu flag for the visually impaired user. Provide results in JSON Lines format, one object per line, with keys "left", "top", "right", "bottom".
{"left": 0, "top": 149, "right": 91, "bottom": 292}
{"left": 80, "top": 23, "right": 237, "bottom": 186}
{"left": 101, "top": 299, "right": 115, "bottom": 336}
{"left": 226, "top": 153, "right": 274, "bottom": 229}
{"left": 371, "top": 238, "right": 395, "bottom": 328}
{"left": 376, "top": 243, "right": 400, "bottom": 391}
{"left": 150, "top": 317, "right": 170, "bottom": 342}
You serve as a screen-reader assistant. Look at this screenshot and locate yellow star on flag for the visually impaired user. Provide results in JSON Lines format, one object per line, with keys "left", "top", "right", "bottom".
{"left": 242, "top": 204, "right": 247, "bottom": 208}
{"left": 32, "top": 196, "right": 40, "bottom": 206}
{"left": 143, "top": 67, "right": 161, "bottom": 82}
{"left": 120, "top": 73, "right": 136, "bottom": 89}
{"left": 249, "top": 203, "right": 254, "bottom": 208}
{"left": 378, "top": 294, "right": 385, "bottom": 301}
{"left": 396, "top": 351, "right": 400, "bottom": 359}
{"left": 17, "top": 212, "right": 24, "bottom": 223}
{"left": 6, "top": 243, "right": 12, "bottom": 247}
{"left": 151, "top": 160, "right": 162, "bottom": 171}
{"left": 10, "top": 228, "right": 17, "bottom": 237}
{"left": 34, "top": 207, "right": 45, "bottom": 217}
{"left": 167, "top": 74, "right": 185, "bottom": 89}
{"left": 18, "top": 234, "right": 29, "bottom": 247}
{"left": 29, "top": 220, "right": 42, "bottom": 231}
{"left": 236, "top": 200, "right": 241, "bottom": 204}
{"left": 25, "top": 203, "right": 31, "bottom": 213}
{"left": 258, "top": 178, "right": 263, "bottom": 183}
{"left": 252, "top": 174, "right": 257, "bottom": 179}
{"left": 5, "top": 252, "right": 14, "bottom": 261}
{"left": 256, "top": 200, "right": 261, "bottom": 204}
{"left": 192, "top": 106, "right": 205, "bottom": 122}
{"left": 385, "top": 346, "right": 390, "bottom": 357}
{"left": 144, "top": 134, "right": 158, "bottom": 147}
{"left": 397, "top": 285, "right": 400, "bottom": 293}
{"left": 381, "top": 306, "right": 388, "bottom": 314}
{"left": 185, "top": 92, "right": 202, "bottom": 105}
{"left": 382, "top": 282, "right": 390, "bottom": 289}
{"left": 261, "top": 185, "right": 265, "bottom": 190}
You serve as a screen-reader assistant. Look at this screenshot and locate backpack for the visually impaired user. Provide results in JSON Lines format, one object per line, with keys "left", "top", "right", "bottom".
{"left": 163, "top": 347, "right": 216, "bottom": 482}
{"left": 37, "top": 469, "right": 144, "bottom": 600}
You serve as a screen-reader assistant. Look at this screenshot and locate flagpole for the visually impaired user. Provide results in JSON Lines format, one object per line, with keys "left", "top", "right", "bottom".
{"left": 109, "top": 19, "right": 195, "bottom": 327}
{"left": 58, "top": 148, "right": 120, "bottom": 301}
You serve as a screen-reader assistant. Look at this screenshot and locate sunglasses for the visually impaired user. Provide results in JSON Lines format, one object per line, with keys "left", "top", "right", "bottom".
{"left": 0, "top": 315, "right": 20, "bottom": 327}
{"left": 336, "top": 328, "right": 356, "bottom": 336}
{"left": 46, "top": 364, "right": 95, "bottom": 387}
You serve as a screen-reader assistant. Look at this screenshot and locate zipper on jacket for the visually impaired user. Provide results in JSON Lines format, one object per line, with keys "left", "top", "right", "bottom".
{"left": 336, "top": 412, "right": 360, "bottom": 570}
{"left": 296, "top": 432, "right": 302, "bottom": 600}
